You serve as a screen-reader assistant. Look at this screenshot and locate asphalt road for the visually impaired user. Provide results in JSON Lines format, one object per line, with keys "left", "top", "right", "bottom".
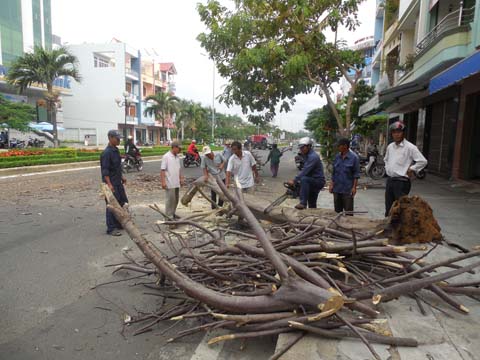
{"left": 0, "top": 149, "right": 296, "bottom": 360}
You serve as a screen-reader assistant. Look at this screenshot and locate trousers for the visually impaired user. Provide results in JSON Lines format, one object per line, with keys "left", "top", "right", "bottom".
{"left": 385, "top": 177, "right": 411, "bottom": 216}
{"left": 106, "top": 183, "right": 128, "bottom": 233}
{"left": 211, "top": 179, "right": 226, "bottom": 209}
{"left": 165, "top": 187, "right": 180, "bottom": 219}
{"left": 333, "top": 193, "right": 354, "bottom": 213}
{"left": 270, "top": 163, "right": 279, "bottom": 177}
{"left": 299, "top": 176, "right": 325, "bottom": 208}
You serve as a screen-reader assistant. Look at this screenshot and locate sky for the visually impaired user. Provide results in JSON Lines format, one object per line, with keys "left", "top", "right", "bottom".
{"left": 51, "top": 0, "right": 376, "bottom": 132}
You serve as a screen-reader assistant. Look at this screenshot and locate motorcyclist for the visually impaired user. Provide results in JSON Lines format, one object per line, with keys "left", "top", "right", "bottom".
{"left": 288, "top": 137, "right": 325, "bottom": 209}
{"left": 125, "top": 136, "right": 140, "bottom": 161}
{"left": 187, "top": 139, "right": 199, "bottom": 161}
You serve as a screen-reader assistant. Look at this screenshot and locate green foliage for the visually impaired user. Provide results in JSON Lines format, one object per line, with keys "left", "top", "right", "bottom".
{"left": 354, "top": 114, "right": 388, "bottom": 138}
{"left": 384, "top": 0, "right": 399, "bottom": 30}
{"left": 0, "top": 95, "right": 36, "bottom": 131}
{"left": 304, "top": 105, "right": 338, "bottom": 163}
{"left": 6, "top": 46, "right": 81, "bottom": 146}
{"left": 197, "top": 0, "right": 363, "bottom": 128}
{"left": 144, "top": 92, "right": 180, "bottom": 141}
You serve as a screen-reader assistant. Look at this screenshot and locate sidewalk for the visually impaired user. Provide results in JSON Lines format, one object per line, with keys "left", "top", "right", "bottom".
{"left": 262, "top": 171, "right": 480, "bottom": 359}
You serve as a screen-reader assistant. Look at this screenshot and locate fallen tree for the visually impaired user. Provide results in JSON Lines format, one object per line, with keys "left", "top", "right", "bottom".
{"left": 102, "top": 178, "right": 479, "bottom": 360}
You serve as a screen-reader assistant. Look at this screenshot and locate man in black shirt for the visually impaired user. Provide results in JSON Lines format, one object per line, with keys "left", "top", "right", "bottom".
{"left": 101, "top": 130, "right": 128, "bottom": 236}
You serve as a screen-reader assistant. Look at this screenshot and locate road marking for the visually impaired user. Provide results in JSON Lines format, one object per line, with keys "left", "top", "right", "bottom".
{"left": 0, "top": 158, "right": 162, "bottom": 180}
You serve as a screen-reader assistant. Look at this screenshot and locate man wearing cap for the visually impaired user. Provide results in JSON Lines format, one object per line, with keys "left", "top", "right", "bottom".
{"left": 329, "top": 138, "right": 360, "bottom": 214}
{"left": 288, "top": 137, "right": 325, "bottom": 209}
{"left": 384, "top": 121, "right": 427, "bottom": 216}
{"left": 226, "top": 141, "right": 258, "bottom": 193}
{"left": 161, "top": 141, "right": 185, "bottom": 219}
{"left": 101, "top": 130, "right": 128, "bottom": 236}
{"left": 201, "top": 146, "right": 226, "bottom": 209}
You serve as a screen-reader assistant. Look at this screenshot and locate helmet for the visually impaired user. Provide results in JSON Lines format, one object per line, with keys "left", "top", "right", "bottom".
{"left": 389, "top": 121, "right": 405, "bottom": 132}
{"left": 127, "top": 135, "right": 133, "bottom": 140}
{"left": 298, "top": 137, "right": 313, "bottom": 147}
{"left": 192, "top": 139, "right": 196, "bottom": 143}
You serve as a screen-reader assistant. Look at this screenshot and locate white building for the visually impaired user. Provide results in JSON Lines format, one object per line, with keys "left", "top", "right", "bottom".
{"left": 61, "top": 41, "right": 144, "bottom": 146}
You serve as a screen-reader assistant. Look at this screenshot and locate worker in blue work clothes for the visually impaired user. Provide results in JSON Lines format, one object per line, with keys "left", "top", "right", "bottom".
{"left": 100, "top": 130, "right": 128, "bottom": 236}
{"left": 329, "top": 138, "right": 360, "bottom": 214}
{"left": 288, "top": 137, "right": 325, "bottom": 209}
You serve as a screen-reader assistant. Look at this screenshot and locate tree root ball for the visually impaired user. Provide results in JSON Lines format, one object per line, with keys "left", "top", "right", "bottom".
{"left": 389, "top": 195, "right": 442, "bottom": 244}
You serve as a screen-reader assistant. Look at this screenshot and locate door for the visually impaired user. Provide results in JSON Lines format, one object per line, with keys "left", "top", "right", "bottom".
{"left": 469, "top": 93, "right": 480, "bottom": 178}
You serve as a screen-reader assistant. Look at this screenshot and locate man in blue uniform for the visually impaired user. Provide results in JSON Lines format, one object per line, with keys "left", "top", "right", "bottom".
{"left": 101, "top": 130, "right": 128, "bottom": 236}
{"left": 288, "top": 137, "right": 325, "bottom": 209}
{"left": 329, "top": 138, "right": 360, "bottom": 214}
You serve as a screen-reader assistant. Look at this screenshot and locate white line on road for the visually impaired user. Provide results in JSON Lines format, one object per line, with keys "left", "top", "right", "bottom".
{"left": 0, "top": 158, "right": 163, "bottom": 181}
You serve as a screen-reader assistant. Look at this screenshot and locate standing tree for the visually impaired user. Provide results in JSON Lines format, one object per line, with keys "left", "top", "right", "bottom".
{"left": 178, "top": 101, "right": 207, "bottom": 140}
{"left": 144, "top": 91, "right": 180, "bottom": 142}
{"left": 6, "top": 46, "right": 80, "bottom": 147}
{"left": 0, "top": 95, "right": 36, "bottom": 131}
{"left": 198, "top": 0, "right": 364, "bottom": 137}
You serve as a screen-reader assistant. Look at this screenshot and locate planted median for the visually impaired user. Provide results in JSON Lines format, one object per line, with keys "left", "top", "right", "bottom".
{"left": 0, "top": 145, "right": 221, "bottom": 169}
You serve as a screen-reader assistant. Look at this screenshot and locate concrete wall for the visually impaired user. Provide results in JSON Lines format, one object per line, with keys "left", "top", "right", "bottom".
{"left": 62, "top": 43, "right": 126, "bottom": 146}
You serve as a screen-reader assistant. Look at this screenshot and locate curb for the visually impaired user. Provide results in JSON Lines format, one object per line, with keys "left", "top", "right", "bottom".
{"left": 0, "top": 155, "right": 164, "bottom": 177}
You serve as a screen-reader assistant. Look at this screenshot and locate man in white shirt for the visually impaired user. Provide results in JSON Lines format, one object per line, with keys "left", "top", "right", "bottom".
{"left": 160, "top": 141, "right": 185, "bottom": 219}
{"left": 226, "top": 141, "right": 258, "bottom": 194}
{"left": 201, "top": 145, "right": 226, "bottom": 208}
{"left": 384, "top": 121, "right": 427, "bottom": 216}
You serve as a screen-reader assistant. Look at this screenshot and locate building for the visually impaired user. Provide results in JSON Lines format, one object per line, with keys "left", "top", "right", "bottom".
{"left": 359, "top": 0, "right": 480, "bottom": 180}
{"left": 61, "top": 40, "right": 178, "bottom": 145}
{"left": 0, "top": 0, "right": 70, "bottom": 124}
{"left": 338, "top": 36, "right": 375, "bottom": 98}
{"left": 141, "top": 60, "right": 177, "bottom": 144}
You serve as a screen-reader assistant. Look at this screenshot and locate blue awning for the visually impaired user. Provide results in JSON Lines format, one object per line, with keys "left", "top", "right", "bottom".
{"left": 429, "top": 51, "right": 480, "bottom": 95}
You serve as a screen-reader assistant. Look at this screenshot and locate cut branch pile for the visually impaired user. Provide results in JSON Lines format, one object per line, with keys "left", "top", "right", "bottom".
{"left": 102, "top": 179, "right": 480, "bottom": 360}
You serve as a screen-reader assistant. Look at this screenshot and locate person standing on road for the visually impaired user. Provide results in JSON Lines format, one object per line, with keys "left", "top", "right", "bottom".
{"left": 384, "top": 121, "right": 427, "bottom": 216}
{"left": 288, "top": 137, "right": 325, "bottom": 210}
{"left": 100, "top": 130, "right": 128, "bottom": 236}
{"left": 201, "top": 145, "right": 226, "bottom": 208}
{"left": 222, "top": 142, "right": 232, "bottom": 164}
{"left": 264, "top": 143, "right": 283, "bottom": 178}
{"left": 329, "top": 138, "right": 360, "bottom": 214}
{"left": 161, "top": 141, "right": 185, "bottom": 220}
{"left": 226, "top": 141, "right": 258, "bottom": 194}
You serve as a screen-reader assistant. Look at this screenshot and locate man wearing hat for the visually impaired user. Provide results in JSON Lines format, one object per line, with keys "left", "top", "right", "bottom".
{"left": 201, "top": 146, "right": 226, "bottom": 209}
{"left": 161, "top": 141, "right": 185, "bottom": 219}
{"left": 329, "top": 138, "right": 360, "bottom": 214}
{"left": 100, "top": 130, "right": 128, "bottom": 236}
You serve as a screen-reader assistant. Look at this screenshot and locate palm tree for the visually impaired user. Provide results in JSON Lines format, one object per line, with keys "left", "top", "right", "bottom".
{"left": 178, "top": 101, "right": 207, "bottom": 140}
{"left": 144, "top": 91, "right": 179, "bottom": 142}
{"left": 6, "top": 46, "right": 81, "bottom": 147}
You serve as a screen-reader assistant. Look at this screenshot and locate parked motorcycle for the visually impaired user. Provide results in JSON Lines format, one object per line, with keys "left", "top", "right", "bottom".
{"left": 183, "top": 151, "right": 201, "bottom": 167}
{"left": 356, "top": 149, "right": 385, "bottom": 180}
{"left": 122, "top": 149, "right": 143, "bottom": 173}
{"left": 27, "top": 137, "right": 45, "bottom": 148}
{"left": 9, "top": 138, "right": 25, "bottom": 149}
{"left": 294, "top": 151, "right": 304, "bottom": 170}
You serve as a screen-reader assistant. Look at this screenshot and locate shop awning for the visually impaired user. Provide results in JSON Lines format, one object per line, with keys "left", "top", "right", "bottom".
{"left": 429, "top": 51, "right": 480, "bottom": 95}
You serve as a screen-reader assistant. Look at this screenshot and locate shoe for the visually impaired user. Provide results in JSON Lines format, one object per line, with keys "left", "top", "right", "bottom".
{"left": 107, "top": 230, "right": 122, "bottom": 236}
{"left": 294, "top": 203, "right": 306, "bottom": 210}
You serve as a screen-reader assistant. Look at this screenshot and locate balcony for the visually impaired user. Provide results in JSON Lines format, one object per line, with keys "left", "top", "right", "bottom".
{"left": 376, "top": 0, "right": 385, "bottom": 17}
{"left": 125, "top": 67, "right": 140, "bottom": 80}
{"left": 124, "top": 116, "right": 138, "bottom": 125}
{"left": 372, "top": 39, "right": 383, "bottom": 65}
{"left": 415, "top": 6, "right": 475, "bottom": 56}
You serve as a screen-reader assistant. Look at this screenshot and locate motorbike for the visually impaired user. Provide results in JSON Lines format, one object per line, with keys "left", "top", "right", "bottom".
{"left": 122, "top": 149, "right": 143, "bottom": 172}
{"left": 183, "top": 150, "right": 201, "bottom": 168}
{"left": 294, "top": 152, "right": 304, "bottom": 170}
{"left": 356, "top": 149, "right": 386, "bottom": 180}
{"left": 9, "top": 138, "right": 25, "bottom": 149}
{"left": 27, "top": 137, "right": 45, "bottom": 148}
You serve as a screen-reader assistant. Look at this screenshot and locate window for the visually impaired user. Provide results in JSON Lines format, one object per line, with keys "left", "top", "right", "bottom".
{"left": 94, "top": 55, "right": 110, "bottom": 68}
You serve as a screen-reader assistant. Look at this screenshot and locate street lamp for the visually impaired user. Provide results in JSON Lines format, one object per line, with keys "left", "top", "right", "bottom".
{"left": 115, "top": 91, "right": 131, "bottom": 151}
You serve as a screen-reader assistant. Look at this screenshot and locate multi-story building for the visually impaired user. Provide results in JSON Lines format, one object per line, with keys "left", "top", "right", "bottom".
{"left": 61, "top": 40, "right": 178, "bottom": 145}
{"left": 360, "top": 0, "right": 480, "bottom": 180}
{"left": 140, "top": 60, "right": 177, "bottom": 144}
{"left": 338, "top": 36, "right": 375, "bottom": 98}
{"left": 0, "top": 0, "right": 68, "bottom": 124}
